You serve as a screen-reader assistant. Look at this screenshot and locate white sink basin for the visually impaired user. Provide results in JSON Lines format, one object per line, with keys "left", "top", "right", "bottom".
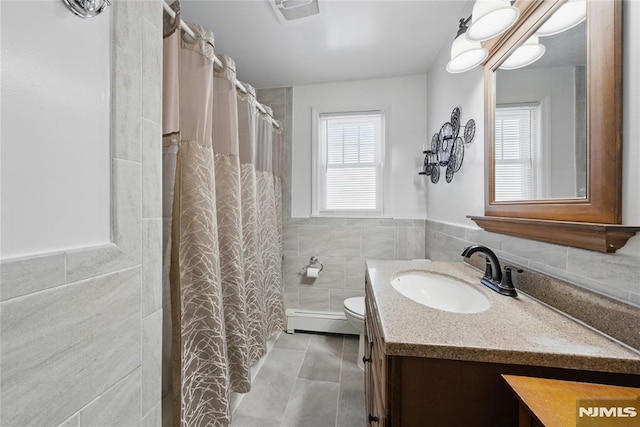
{"left": 391, "top": 271, "right": 491, "bottom": 314}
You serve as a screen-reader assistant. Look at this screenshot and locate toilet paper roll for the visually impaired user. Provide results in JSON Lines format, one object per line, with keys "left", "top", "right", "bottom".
{"left": 306, "top": 267, "right": 320, "bottom": 278}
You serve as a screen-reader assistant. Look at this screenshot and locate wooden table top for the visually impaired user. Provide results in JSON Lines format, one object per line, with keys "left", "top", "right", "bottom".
{"left": 502, "top": 375, "right": 640, "bottom": 427}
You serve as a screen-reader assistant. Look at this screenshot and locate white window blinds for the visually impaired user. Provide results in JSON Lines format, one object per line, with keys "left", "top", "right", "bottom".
{"left": 315, "top": 112, "right": 383, "bottom": 215}
{"left": 494, "top": 104, "right": 540, "bottom": 201}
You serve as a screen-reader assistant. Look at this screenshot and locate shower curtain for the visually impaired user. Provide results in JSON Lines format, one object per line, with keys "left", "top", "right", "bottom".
{"left": 162, "top": 3, "right": 285, "bottom": 425}
{"left": 256, "top": 108, "right": 286, "bottom": 337}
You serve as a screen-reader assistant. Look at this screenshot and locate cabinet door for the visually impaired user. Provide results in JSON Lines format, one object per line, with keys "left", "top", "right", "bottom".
{"left": 370, "top": 336, "right": 387, "bottom": 426}
{"left": 365, "top": 289, "right": 387, "bottom": 426}
{"left": 364, "top": 313, "right": 376, "bottom": 424}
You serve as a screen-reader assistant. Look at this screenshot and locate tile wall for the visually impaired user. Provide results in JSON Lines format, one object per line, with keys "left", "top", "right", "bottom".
{"left": 282, "top": 218, "right": 426, "bottom": 311}
{"left": 0, "top": 1, "right": 163, "bottom": 425}
{"left": 425, "top": 219, "right": 640, "bottom": 308}
{"left": 256, "top": 87, "right": 293, "bottom": 220}
{"left": 257, "top": 88, "right": 426, "bottom": 313}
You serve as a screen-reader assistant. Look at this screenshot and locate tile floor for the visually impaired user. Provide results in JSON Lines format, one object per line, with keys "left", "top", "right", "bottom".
{"left": 231, "top": 332, "right": 365, "bottom": 427}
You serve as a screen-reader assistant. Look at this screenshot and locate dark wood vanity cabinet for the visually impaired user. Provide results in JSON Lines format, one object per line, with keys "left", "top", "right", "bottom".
{"left": 364, "top": 292, "right": 388, "bottom": 426}
{"left": 364, "top": 288, "right": 640, "bottom": 427}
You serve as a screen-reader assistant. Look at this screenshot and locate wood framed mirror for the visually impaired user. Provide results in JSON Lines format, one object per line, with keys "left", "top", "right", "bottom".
{"left": 469, "top": 0, "right": 639, "bottom": 253}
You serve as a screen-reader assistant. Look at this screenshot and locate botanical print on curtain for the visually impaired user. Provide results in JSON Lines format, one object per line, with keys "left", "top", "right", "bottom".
{"left": 273, "top": 127, "right": 284, "bottom": 259}
{"left": 237, "top": 84, "right": 268, "bottom": 364}
{"left": 212, "top": 54, "right": 251, "bottom": 393}
{"left": 256, "top": 107, "right": 286, "bottom": 336}
{"left": 162, "top": 2, "right": 286, "bottom": 425}
{"left": 163, "top": 10, "right": 231, "bottom": 426}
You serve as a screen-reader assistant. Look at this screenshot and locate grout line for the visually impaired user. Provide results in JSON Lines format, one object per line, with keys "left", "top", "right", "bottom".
{"left": 73, "top": 366, "right": 142, "bottom": 422}
{"left": 112, "top": 157, "right": 142, "bottom": 166}
{"left": 278, "top": 336, "right": 311, "bottom": 427}
{"left": 0, "top": 264, "right": 140, "bottom": 304}
{"left": 140, "top": 297, "right": 145, "bottom": 422}
{"left": 335, "top": 335, "right": 345, "bottom": 427}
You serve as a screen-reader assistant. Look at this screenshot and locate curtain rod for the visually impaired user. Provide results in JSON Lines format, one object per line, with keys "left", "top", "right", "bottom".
{"left": 162, "top": 1, "right": 281, "bottom": 129}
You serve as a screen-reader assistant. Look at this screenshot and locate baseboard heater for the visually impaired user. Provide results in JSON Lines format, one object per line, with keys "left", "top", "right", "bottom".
{"left": 285, "top": 309, "right": 358, "bottom": 335}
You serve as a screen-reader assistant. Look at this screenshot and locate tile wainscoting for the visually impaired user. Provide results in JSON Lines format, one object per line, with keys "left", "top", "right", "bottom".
{"left": 425, "top": 219, "right": 640, "bottom": 308}
{"left": 283, "top": 218, "right": 426, "bottom": 312}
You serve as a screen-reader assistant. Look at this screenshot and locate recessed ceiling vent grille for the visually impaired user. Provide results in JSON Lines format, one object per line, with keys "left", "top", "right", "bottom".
{"left": 268, "top": 0, "right": 320, "bottom": 22}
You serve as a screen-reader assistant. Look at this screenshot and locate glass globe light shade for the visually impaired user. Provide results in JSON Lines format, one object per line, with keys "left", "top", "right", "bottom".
{"left": 499, "top": 36, "right": 546, "bottom": 70}
{"left": 466, "top": 0, "right": 520, "bottom": 42}
{"left": 536, "top": 0, "right": 586, "bottom": 37}
{"left": 446, "top": 33, "right": 489, "bottom": 73}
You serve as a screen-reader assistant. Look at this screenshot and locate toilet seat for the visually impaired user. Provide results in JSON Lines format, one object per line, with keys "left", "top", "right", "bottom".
{"left": 343, "top": 297, "right": 365, "bottom": 319}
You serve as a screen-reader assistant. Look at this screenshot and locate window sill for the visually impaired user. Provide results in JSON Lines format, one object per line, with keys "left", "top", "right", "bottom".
{"left": 311, "top": 214, "right": 392, "bottom": 219}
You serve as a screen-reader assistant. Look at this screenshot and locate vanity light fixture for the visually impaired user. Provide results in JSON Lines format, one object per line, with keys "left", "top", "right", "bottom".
{"left": 466, "top": 0, "right": 520, "bottom": 42}
{"left": 499, "top": 35, "right": 545, "bottom": 70}
{"left": 446, "top": 18, "right": 489, "bottom": 74}
{"left": 536, "top": 0, "right": 586, "bottom": 37}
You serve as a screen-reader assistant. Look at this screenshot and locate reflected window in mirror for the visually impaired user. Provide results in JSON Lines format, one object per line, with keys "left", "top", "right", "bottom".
{"left": 493, "top": 18, "right": 586, "bottom": 202}
{"left": 494, "top": 103, "right": 540, "bottom": 201}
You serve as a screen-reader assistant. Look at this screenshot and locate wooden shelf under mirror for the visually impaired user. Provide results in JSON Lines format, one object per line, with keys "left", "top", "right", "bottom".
{"left": 476, "top": 0, "right": 639, "bottom": 253}
{"left": 468, "top": 216, "right": 639, "bottom": 254}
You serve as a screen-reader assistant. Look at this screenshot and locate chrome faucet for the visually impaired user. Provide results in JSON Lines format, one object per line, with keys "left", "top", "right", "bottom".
{"left": 461, "top": 245, "right": 518, "bottom": 297}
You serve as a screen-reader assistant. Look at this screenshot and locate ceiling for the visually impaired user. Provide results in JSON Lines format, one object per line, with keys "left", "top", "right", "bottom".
{"left": 180, "top": 0, "right": 470, "bottom": 89}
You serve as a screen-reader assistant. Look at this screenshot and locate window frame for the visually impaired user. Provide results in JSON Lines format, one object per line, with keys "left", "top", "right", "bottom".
{"left": 311, "top": 109, "right": 387, "bottom": 217}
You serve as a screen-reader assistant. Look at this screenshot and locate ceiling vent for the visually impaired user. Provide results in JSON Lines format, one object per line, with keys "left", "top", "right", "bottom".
{"left": 268, "top": 0, "right": 320, "bottom": 22}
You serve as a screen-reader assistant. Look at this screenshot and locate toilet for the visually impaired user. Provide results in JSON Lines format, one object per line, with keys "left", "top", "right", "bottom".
{"left": 343, "top": 296, "right": 366, "bottom": 370}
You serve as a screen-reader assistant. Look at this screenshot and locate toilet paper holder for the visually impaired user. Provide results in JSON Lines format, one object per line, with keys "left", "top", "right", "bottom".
{"left": 302, "top": 256, "right": 324, "bottom": 274}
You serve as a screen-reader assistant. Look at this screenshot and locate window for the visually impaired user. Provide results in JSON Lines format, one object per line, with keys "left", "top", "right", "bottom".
{"left": 494, "top": 104, "right": 541, "bottom": 201}
{"left": 313, "top": 111, "right": 384, "bottom": 216}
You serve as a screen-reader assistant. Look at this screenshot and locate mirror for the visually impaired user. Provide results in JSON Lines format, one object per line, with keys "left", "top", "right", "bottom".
{"left": 494, "top": 19, "right": 586, "bottom": 201}
{"left": 482, "top": 0, "right": 622, "bottom": 224}
{"left": 469, "top": 0, "right": 639, "bottom": 253}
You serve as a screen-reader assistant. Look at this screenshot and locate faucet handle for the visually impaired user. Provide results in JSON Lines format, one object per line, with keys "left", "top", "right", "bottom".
{"left": 501, "top": 265, "right": 523, "bottom": 291}
{"left": 504, "top": 265, "right": 524, "bottom": 274}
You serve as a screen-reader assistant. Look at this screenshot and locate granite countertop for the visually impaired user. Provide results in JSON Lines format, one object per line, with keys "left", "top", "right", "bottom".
{"left": 365, "top": 260, "right": 640, "bottom": 375}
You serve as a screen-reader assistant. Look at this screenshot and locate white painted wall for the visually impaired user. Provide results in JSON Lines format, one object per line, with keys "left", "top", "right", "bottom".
{"left": 497, "top": 66, "right": 577, "bottom": 198}
{"left": 1, "top": 0, "right": 111, "bottom": 259}
{"left": 291, "top": 75, "right": 428, "bottom": 219}
{"left": 426, "top": 0, "right": 640, "bottom": 256}
{"left": 426, "top": 50, "right": 486, "bottom": 225}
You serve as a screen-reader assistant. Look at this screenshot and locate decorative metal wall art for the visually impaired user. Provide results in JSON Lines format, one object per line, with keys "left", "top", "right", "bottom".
{"left": 62, "top": 0, "right": 111, "bottom": 18}
{"left": 419, "top": 107, "right": 476, "bottom": 183}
